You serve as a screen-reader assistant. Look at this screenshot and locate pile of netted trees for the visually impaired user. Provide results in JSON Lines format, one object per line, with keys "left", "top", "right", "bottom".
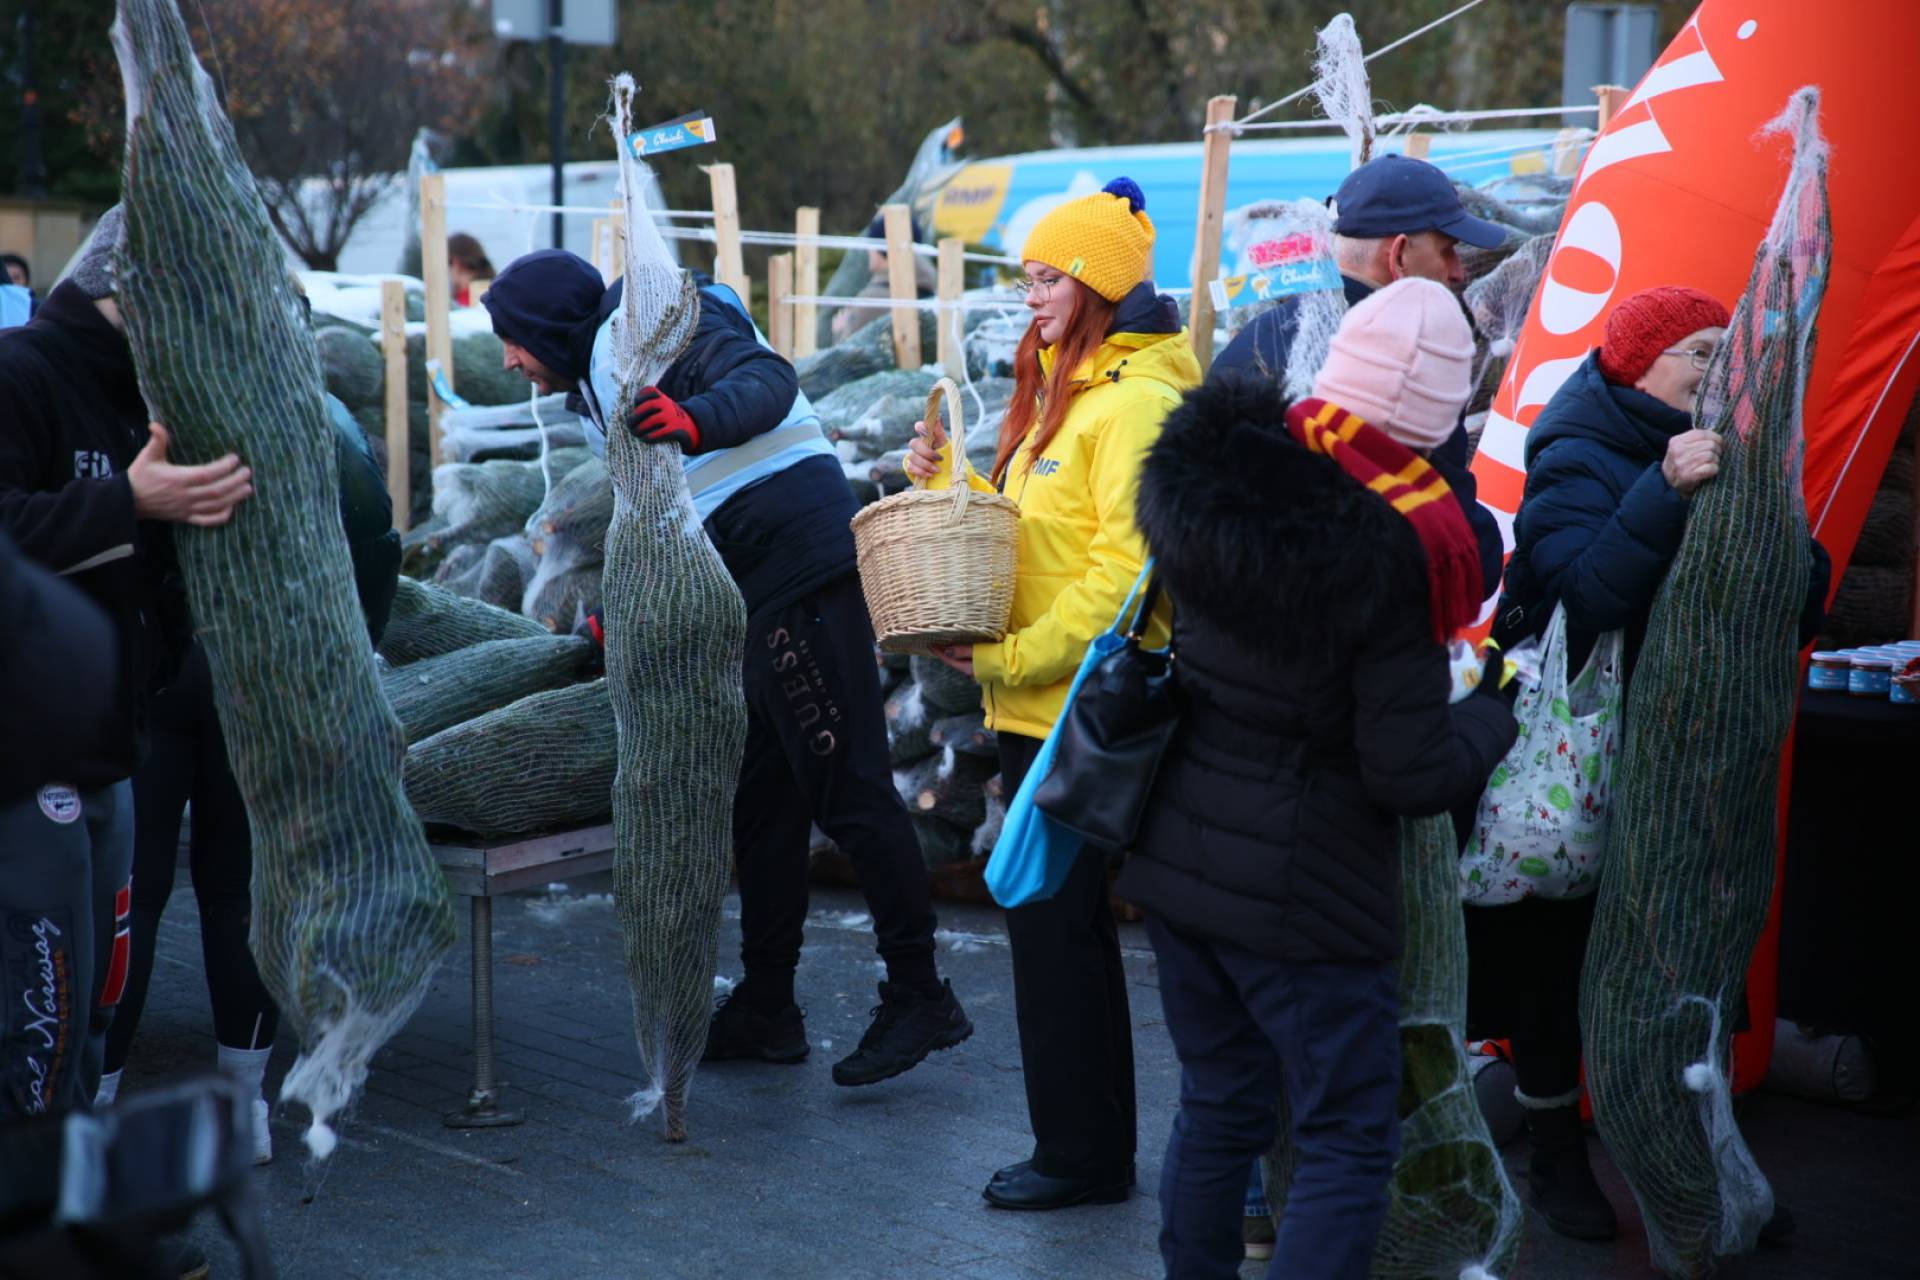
{"left": 302, "top": 274, "right": 548, "bottom": 524}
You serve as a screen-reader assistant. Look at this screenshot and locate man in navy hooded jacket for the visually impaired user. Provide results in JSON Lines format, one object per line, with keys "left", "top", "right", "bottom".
{"left": 483, "top": 250, "right": 969, "bottom": 1088}
{"left": 1210, "top": 155, "right": 1509, "bottom": 599}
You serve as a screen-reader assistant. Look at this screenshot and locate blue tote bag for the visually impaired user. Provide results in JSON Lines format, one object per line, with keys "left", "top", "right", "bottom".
{"left": 984, "top": 564, "right": 1154, "bottom": 909}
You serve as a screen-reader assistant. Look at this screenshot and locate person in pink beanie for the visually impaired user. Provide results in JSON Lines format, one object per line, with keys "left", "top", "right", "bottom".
{"left": 1311, "top": 277, "right": 1476, "bottom": 454}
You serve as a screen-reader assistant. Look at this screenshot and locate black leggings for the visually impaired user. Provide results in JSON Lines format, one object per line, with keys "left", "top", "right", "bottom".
{"left": 104, "top": 644, "right": 278, "bottom": 1073}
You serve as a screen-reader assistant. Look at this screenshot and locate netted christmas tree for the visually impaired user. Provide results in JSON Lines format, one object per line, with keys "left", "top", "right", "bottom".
{"left": 601, "top": 74, "right": 748, "bottom": 1141}
{"left": 1263, "top": 815, "right": 1522, "bottom": 1278}
{"left": 1580, "top": 88, "right": 1830, "bottom": 1279}
{"left": 110, "top": 0, "right": 455, "bottom": 1157}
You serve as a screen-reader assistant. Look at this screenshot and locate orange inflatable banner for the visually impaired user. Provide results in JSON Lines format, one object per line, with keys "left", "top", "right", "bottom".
{"left": 1472, "top": 0, "right": 1920, "bottom": 1093}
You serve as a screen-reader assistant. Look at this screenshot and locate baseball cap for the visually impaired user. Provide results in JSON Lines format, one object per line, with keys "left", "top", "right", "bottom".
{"left": 1329, "top": 155, "right": 1507, "bottom": 249}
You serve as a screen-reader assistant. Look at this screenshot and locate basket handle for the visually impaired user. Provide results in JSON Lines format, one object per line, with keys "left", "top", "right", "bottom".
{"left": 916, "top": 377, "right": 975, "bottom": 499}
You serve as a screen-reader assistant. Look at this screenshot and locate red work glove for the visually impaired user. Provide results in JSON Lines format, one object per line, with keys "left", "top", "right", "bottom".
{"left": 627, "top": 386, "right": 702, "bottom": 453}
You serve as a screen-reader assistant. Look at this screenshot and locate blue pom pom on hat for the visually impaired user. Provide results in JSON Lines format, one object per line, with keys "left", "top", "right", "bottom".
{"left": 1102, "top": 176, "right": 1146, "bottom": 214}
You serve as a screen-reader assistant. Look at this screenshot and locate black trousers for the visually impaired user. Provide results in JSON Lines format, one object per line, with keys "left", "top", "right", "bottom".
{"left": 105, "top": 644, "right": 278, "bottom": 1075}
{"left": 999, "top": 731, "right": 1136, "bottom": 1178}
{"left": 1463, "top": 894, "right": 1597, "bottom": 1101}
{"left": 733, "top": 573, "right": 937, "bottom": 988}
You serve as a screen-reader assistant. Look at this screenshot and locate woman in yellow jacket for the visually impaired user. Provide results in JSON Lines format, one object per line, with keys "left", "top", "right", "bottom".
{"left": 907, "top": 177, "right": 1199, "bottom": 1211}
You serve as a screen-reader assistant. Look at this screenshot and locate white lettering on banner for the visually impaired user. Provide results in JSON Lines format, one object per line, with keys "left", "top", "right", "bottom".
{"left": 1577, "top": 23, "right": 1726, "bottom": 189}
{"left": 1540, "top": 204, "right": 1623, "bottom": 335}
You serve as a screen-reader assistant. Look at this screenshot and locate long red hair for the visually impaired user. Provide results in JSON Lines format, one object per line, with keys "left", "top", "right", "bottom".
{"left": 993, "top": 284, "right": 1120, "bottom": 484}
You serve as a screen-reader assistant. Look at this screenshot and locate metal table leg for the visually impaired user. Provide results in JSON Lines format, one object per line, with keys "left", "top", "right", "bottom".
{"left": 444, "top": 895, "right": 522, "bottom": 1128}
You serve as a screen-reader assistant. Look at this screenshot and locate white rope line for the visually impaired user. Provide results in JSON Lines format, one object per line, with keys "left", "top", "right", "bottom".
{"left": 1228, "top": 104, "right": 1601, "bottom": 134}
{"left": 439, "top": 199, "right": 715, "bottom": 220}
{"left": 1432, "top": 130, "right": 1594, "bottom": 168}
{"left": 1227, "top": 0, "right": 1495, "bottom": 129}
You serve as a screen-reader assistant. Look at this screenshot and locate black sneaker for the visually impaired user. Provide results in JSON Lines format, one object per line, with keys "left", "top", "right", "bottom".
{"left": 702, "top": 990, "right": 809, "bottom": 1064}
{"left": 832, "top": 980, "right": 972, "bottom": 1087}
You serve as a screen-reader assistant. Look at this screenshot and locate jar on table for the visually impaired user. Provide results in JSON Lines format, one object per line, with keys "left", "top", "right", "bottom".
{"left": 1849, "top": 651, "right": 1893, "bottom": 698}
{"left": 1809, "top": 650, "right": 1852, "bottom": 691}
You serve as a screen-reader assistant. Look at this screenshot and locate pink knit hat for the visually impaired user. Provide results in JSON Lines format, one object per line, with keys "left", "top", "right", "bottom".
{"left": 1311, "top": 278, "right": 1474, "bottom": 450}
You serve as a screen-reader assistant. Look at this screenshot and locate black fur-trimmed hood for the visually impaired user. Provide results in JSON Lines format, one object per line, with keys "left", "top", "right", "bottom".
{"left": 1136, "top": 372, "right": 1428, "bottom": 663}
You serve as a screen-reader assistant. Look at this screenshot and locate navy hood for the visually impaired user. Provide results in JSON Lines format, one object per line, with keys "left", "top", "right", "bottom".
{"left": 1523, "top": 349, "right": 1693, "bottom": 471}
{"left": 482, "top": 250, "right": 607, "bottom": 384}
{"left": 1109, "top": 280, "right": 1181, "bottom": 337}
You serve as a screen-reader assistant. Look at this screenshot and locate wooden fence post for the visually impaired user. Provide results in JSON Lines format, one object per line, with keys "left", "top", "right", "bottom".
{"left": 1189, "top": 94, "right": 1238, "bottom": 371}
{"left": 768, "top": 253, "right": 795, "bottom": 359}
{"left": 1593, "top": 84, "right": 1630, "bottom": 131}
{"left": 793, "top": 206, "right": 820, "bottom": 359}
{"left": 936, "top": 236, "right": 964, "bottom": 378}
{"left": 380, "top": 280, "right": 410, "bottom": 533}
{"left": 419, "top": 172, "right": 453, "bottom": 471}
{"left": 882, "top": 203, "right": 920, "bottom": 370}
{"left": 708, "top": 163, "right": 748, "bottom": 304}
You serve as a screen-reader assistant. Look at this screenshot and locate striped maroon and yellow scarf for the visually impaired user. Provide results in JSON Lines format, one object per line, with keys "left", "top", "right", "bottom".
{"left": 1286, "top": 397, "right": 1484, "bottom": 642}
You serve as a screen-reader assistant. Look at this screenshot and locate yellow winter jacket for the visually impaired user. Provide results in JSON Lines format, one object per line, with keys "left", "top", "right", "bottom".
{"left": 971, "top": 321, "right": 1200, "bottom": 739}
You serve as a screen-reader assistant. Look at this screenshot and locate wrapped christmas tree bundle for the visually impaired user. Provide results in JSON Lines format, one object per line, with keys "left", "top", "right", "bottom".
{"left": 110, "top": 0, "right": 454, "bottom": 1156}
{"left": 1580, "top": 89, "right": 1831, "bottom": 1278}
{"left": 601, "top": 75, "right": 748, "bottom": 1141}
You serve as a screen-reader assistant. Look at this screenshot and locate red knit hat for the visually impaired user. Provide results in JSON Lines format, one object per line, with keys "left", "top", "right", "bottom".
{"left": 1595, "top": 286, "right": 1732, "bottom": 385}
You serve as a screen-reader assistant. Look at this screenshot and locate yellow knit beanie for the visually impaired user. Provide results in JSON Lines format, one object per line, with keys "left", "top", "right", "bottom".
{"left": 1020, "top": 177, "right": 1155, "bottom": 302}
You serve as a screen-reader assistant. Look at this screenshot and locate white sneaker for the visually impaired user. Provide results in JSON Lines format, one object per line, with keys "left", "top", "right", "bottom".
{"left": 252, "top": 1098, "right": 273, "bottom": 1165}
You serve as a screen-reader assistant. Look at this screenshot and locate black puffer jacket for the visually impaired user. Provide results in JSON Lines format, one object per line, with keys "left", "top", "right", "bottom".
{"left": 1117, "top": 374, "right": 1518, "bottom": 965}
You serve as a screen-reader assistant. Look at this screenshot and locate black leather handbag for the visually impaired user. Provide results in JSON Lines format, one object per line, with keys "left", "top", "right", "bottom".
{"left": 1033, "top": 576, "right": 1182, "bottom": 848}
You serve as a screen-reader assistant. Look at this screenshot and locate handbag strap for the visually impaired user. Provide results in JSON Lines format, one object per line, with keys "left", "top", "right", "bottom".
{"left": 1125, "top": 576, "right": 1163, "bottom": 642}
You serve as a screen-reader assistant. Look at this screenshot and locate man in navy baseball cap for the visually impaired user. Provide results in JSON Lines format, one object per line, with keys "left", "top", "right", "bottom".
{"left": 1328, "top": 153, "right": 1508, "bottom": 251}
{"left": 1209, "top": 153, "right": 1507, "bottom": 629}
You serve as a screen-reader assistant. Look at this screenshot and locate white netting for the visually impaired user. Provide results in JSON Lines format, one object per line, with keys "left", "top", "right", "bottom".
{"left": 110, "top": 0, "right": 455, "bottom": 1158}
{"left": 1311, "top": 14, "right": 1375, "bottom": 171}
{"left": 602, "top": 74, "right": 747, "bottom": 1141}
{"left": 1464, "top": 233, "right": 1554, "bottom": 422}
{"left": 438, "top": 393, "right": 583, "bottom": 463}
{"left": 1581, "top": 88, "right": 1830, "bottom": 1279}
{"left": 1219, "top": 199, "right": 1346, "bottom": 407}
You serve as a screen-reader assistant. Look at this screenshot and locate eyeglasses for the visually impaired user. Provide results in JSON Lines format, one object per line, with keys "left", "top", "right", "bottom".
{"left": 1661, "top": 346, "right": 1716, "bottom": 372}
{"left": 1013, "top": 274, "right": 1063, "bottom": 299}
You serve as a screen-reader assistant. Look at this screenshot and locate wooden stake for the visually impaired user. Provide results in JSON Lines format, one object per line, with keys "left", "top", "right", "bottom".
{"left": 936, "top": 236, "right": 964, "bottom": 378}
{"left": 590, "top": 217, "right": 610, "bottom": 278}
{"left": 707, "top": 163, "right": 748, "bottom": 304}
{"left": 380, "top": 279, "right": 410, "bottom": 533}
{"left": 1593, "top": 83, "right": 1630, "bottom": 132}
{"left": 609, "top": 198, "right": 626, "bottom": 280}
{"left": 1189, "top": 94, "right": 1238, "bottom": 371}
{"left": 882, "top": 203, "right": 920, "bottom": 370}
{"left": 1404, "top": 133, "right": 1431, "bottom": 160}
{"left": 793, "top": 206, "right": 820, "bottom": 360}
{"left": 768, "top": 252, "right": 795, "bottom": 359}
{"left": 419, "top": 172, "right": 453, "bottom": 471}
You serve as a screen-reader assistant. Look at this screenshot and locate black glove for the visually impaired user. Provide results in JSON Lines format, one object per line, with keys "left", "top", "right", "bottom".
{"left": 1475, "top": 644, "right": 1516, "bottom": 706}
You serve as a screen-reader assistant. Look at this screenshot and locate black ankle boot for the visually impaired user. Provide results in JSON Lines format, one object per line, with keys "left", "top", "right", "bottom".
{"left": 1525, "top": 1103, "right": 1619, "bottom": 1241}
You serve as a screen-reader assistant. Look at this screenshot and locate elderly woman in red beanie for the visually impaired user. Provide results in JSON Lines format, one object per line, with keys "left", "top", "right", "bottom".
{"left": 1486, "top": 285, "right": 1829, "bottom": 1243}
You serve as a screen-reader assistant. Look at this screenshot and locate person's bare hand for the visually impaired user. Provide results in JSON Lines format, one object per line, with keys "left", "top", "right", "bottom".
{"left": 128, "top": 423, "right": 253, "bottom": 526}
{"left": 1662, "top": 429, "right": 1722, "bottom": 496}
{"left": 904, "top": 417, "right": 946, "bottom": 484}
{"left": 931, "top": 643, "right": 974, "bottom": 678}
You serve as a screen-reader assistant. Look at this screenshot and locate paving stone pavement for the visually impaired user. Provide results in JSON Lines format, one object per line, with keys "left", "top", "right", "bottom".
{"left": 122, "top": 868, "right": 1917, "bottom": 1280}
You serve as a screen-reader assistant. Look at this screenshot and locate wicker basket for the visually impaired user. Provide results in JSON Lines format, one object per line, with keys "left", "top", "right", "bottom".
{"left": 851, "top": 377, "right": 1020, "bottom": 655}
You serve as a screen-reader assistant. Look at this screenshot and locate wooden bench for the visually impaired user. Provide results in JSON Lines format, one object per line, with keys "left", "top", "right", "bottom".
{"left": 428, "top": 824, "right": 614, "bottom": 1127}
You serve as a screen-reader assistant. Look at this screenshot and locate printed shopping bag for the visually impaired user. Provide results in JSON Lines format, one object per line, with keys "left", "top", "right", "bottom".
{"left": 1459, "top": 603, "right": 1623, "bottom": 903}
